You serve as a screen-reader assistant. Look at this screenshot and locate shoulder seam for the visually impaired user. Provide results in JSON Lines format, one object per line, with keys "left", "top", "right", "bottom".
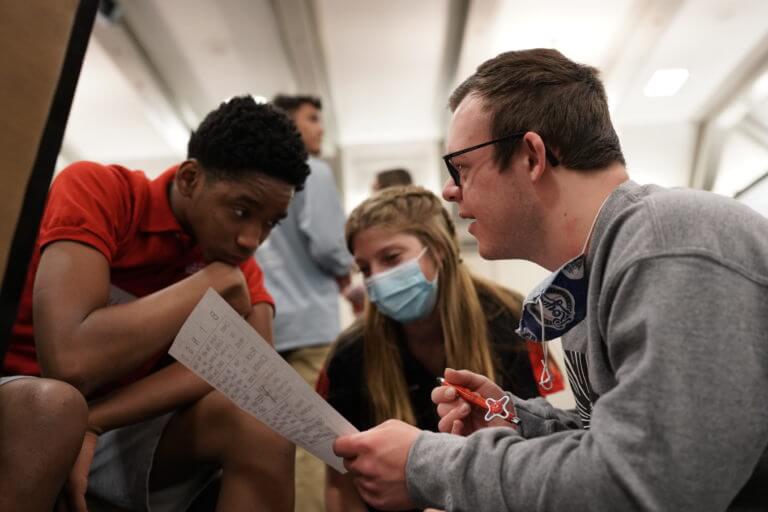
{"left": 602, "top": 249, "right": 768, "bottom": 305}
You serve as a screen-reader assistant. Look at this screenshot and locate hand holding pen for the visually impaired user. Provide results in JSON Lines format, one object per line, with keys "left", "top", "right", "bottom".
{"left": 431, "top": 368, "right": 519, "bottom": 435}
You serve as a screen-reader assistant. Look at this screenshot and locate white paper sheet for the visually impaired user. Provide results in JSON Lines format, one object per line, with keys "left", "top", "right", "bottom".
{"left": 169, "top": 288, "right": 358, "bottom": 473}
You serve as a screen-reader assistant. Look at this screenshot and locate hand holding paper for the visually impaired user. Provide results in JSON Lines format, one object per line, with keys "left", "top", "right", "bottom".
{"left": 169, "top": 289, "right": 358, "bottom": 473}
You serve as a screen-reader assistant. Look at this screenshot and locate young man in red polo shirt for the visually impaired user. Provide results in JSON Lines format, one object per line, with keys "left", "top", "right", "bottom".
{"left": 2, "top": 96, "right": 310, "bottom": 511}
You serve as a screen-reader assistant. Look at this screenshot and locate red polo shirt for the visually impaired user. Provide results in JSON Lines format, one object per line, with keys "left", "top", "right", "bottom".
{"left": 3, "top": 161, "right": 273, "bottom": 381}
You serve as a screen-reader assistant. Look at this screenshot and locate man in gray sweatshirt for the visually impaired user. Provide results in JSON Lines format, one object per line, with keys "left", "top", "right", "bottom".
{"left": 333, "top": 48, "right": 768, "bottom": 511}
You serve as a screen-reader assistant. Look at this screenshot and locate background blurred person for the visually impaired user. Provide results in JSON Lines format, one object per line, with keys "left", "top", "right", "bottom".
{"left": 372, "top": 168, "right": 413, "bottom": 193}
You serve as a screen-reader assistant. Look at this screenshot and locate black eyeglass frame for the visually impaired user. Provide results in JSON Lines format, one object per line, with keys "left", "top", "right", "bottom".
{"left": 442, "top": 132, "right": 560, "bottom": 187}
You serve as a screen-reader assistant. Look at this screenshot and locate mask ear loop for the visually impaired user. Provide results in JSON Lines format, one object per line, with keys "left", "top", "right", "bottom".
{"left": 537, "top": 297, "right": 553, "bottom": 391}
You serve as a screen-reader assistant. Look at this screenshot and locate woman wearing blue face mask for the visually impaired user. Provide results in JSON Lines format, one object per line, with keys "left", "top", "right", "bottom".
{"left": 320, "top": 186, "right": 550, "bottom": 512}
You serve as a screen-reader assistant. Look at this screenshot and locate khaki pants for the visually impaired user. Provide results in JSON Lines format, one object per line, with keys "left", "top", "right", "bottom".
{"left": 283, "top": 344, "right": 331, "bottom": 512}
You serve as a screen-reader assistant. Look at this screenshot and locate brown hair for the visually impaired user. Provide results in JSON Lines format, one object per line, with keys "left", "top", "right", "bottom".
{"left": 450, "top": 48, "right": 625, "bottom": 171}
{"left": 375, "top": 168, "right": 413, "bottom": 189}
{"left": 345, "top": 185, "right": 511, "bottom": 425}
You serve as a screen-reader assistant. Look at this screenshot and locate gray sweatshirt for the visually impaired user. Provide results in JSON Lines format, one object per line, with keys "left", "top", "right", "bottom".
{"left": 407, "top": 181, "right": 768, "bottom": 511}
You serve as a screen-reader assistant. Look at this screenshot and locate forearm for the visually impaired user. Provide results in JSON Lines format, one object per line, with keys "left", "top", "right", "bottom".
{"left": 87, "top": 362, "right": 210, "bottom": 434}
{"left": 38, "top": 265, "right": 237, "bottom": 396}
{"left": 86, "top": 303, "right": 271, "bottom": 432}
{"left": 510, "top": 395, "right": 581, "bottom": 438}
{"left": 246, "top": 302, "right": 274, "bottom": 345}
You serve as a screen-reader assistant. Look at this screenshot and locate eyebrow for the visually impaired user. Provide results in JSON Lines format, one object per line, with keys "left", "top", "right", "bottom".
{"left": 231, "top": 194, "right": 262, "bottom": 207}
{"left": 356, "top": 243, "right": 407, "bottom": 264}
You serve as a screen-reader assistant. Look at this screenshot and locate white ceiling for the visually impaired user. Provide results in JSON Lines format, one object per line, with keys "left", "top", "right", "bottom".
{"left": 316, "top": 0, "right": 450, "bottom": 145}
{"left": 59, "top": 0, "right": 768, "bottom": 205}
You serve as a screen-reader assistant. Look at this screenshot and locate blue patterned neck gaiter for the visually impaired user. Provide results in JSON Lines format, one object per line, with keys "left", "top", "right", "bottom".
{"left": 515, "top": 194, "right": 612, "bottom": 343}
{"left": 515, "top": 255, "right": 588, "bottom": 342}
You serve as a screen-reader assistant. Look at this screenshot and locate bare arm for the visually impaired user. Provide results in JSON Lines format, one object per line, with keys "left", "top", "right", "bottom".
{"left": 246, "top": 301, "right": 274, "bottom": 345}
{"left": 34, "top": 241, "right": 251, "bottom": 396}
{"left": 86, "top": 302, "right": 274, "bottom": 432}
{"left": 87, "top": 362, "right": 209, "bottom": 432}
{"left": 326, "top": 467, "right": 367, "bottom": 512}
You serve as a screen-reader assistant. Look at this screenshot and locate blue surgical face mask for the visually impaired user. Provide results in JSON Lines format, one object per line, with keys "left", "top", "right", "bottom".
{"left": 365, "top": 247, "right": 438, "bottom": 323}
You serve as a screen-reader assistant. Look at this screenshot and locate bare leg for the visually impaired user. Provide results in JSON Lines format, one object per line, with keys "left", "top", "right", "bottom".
{"left": 151, "top": 390, "right": 294, "bottom": 511}
{"left": 0, "top": 378, "right": 87, "bottom": 512}
{"left": 285, "top": 345, "right": 330, "bottom": 512}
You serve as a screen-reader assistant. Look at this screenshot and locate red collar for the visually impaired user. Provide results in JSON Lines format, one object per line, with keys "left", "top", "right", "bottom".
{"left": 140, "top": 165, "right": 186, "bottom": 233}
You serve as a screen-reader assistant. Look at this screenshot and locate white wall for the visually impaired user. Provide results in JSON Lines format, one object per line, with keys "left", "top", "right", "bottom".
{"left": 339, "top": 139, "right": 443, "bottom": 213}
{"left": 617, "top": 121, "right": 697, "bottom": 187}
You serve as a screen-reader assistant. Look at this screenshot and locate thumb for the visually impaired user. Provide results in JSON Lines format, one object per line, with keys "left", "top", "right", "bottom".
{"left": 333, "top": 433, "right": 359, "bottom": 458}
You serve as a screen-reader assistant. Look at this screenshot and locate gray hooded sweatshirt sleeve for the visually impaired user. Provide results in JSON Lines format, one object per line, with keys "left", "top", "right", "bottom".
{"left": 406, "top": 182, "right": 768, "bottom": 511}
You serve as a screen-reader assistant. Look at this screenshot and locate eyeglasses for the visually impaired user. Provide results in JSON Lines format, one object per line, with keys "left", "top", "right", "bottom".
{"left": 442, "top": 132, "right": 561, "bottom": 187}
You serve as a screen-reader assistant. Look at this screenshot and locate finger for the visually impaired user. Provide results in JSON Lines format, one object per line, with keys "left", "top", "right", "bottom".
{"left": 451, "top": 419, "right": 465, "bottom": 435}
{"left": 444, "top": 367, "right": 489, "bottom": 391}
{"left": 333, "top": 434, "right": 359, "bottom": 458}
{"left": 431, "top": 384, "right": 457, "bottom": 404}
{"left": 354, "top": 475, "right": 379, "bottom": 495}
{"left": 74, "top": 492, "right": 89, "bottom": 512}
{"left": 436, "top": 398, "right": 470, "bottom": 419}
{"left": 354, "top": 477, "right": 384, "bottom": 507}
{"left": 437, "top": 401, "right": 471, "bottom": 433}
{"left": 343, "top": 457, "right": 358, "bottom": 475}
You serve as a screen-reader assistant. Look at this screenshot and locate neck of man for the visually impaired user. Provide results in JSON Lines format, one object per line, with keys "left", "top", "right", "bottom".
{"left": 537, "top": 162, "right": 629, "bottom": 271}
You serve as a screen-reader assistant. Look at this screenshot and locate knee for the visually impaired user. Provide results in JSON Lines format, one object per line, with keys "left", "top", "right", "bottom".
{"left": 20, "top": 378, "right": 88, "bottom": 447}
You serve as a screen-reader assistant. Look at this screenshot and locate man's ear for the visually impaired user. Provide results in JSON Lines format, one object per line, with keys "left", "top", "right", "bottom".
{"left": 176, "top": 159, "right": 203, "bottom": 198}
{"left": 522, "top": 132, "right": 548, "bottom": 183}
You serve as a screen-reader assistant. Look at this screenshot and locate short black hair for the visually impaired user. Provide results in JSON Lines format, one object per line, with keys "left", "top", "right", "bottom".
{"left": 271, "top": 94, "right": 322, "bottom": 115}
{"left": 187, "top": 95, "right": 310, "bottom": 190}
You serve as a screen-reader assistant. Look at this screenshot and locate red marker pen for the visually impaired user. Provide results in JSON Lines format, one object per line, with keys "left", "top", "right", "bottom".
{"left": 438, "top": 377, "right": 520, "bottom": 425}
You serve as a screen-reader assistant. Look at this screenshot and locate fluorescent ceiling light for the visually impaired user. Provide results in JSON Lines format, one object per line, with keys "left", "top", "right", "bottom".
{"left": 643, "top": 68, "right": 690, "bottom": 97}
{"left": 750, "top": 70, "right": 768, "bottom": 103}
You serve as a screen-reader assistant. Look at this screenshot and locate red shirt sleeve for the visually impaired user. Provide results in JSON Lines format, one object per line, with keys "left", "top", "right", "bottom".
{"left": 315, "top": 366, "right": 330, "bottom": 399}
{"left": 38, "top": 162, "right": 131, "bottom": 263}
{"left": 240, "top": 257, "right": 275, "bottom": 307}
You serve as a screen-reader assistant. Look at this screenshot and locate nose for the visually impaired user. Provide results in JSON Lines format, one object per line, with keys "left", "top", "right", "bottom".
{"left": 237, "top": 225, "right": 262, "bottom": 253}
{"left": 442, "top": 177, "right": 462, "bottom": 203}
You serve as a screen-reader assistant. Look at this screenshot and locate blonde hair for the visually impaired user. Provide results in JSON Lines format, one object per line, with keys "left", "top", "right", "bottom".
{"left": 346, "top": 185, "right": 512, "bottom": 425}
